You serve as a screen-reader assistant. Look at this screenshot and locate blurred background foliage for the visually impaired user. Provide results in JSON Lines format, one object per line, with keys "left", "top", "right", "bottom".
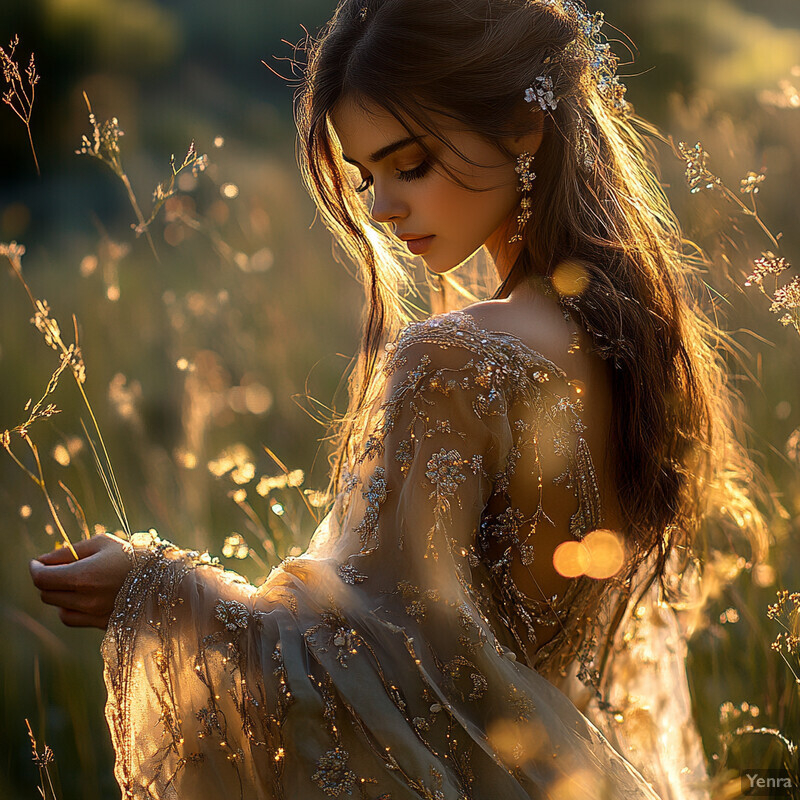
{"left": 0, "top": 0, "right": 798, "bottom": 797}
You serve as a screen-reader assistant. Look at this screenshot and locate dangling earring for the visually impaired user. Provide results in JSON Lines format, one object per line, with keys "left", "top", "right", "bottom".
{"left": 508, "top": 151, "right": 536, "bottom": 244}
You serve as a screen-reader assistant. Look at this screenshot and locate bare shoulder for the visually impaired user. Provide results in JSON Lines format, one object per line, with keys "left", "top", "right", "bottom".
{"left": 461, "top": 292, "right": 618, "bottom": 484}
{"left": 459, "top": 293, "right": 591, "bottom": 380}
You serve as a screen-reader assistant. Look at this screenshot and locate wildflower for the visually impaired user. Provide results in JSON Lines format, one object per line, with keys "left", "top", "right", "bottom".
{"left": 207, "top": 443, "right": 256, "bottom": 478}
{"left": 740, "top": 170, "right": 766, "bottom": 194}
{"left": 744, "top": 252, "right": 790, "bottom": 286}
{"left": 769, "top": 276, "right": 800, "bottom": 314}
{"left": 677, "top": 142, "right": 722, "bottom": 194}
{"left": 25, "top": 719, "right": 54, "bottom": 769}
{"left": 30, "top": 299, "right": 60, "bottom": 350}
{"left": 192, "top": 153, "right": 209, "bottom": 176}
{"left": 135, "top": 140, "right": 209, "bottom": 236}
{"left": 0, "top": 240, "right": 25, "bottom": 260}
{"left": 75, "top": 110, "right": 124, "bottom": 163}
{"left": 64, "top": 343, "right": 86, "bottom": 384}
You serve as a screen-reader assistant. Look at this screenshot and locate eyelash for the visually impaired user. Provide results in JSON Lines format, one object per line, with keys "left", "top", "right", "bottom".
{"left": 355, "top": 159, "right": 433, "bottom": 193}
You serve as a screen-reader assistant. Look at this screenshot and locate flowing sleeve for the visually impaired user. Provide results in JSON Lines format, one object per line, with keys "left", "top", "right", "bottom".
{"left": 100, "top": 315, "right": 668, "bottom": 799}
{"left": 101, "top": 533, "right": 264, "bottom": 797}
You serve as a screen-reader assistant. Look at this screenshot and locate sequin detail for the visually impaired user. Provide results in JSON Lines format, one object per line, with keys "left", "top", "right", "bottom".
{"left": 99, "top": 308, "right": 702, "bottom": 800}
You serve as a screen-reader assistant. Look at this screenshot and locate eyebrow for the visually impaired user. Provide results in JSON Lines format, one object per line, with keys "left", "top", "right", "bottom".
{"left": 341, "top": 135, "right": 427, "bottom": 166}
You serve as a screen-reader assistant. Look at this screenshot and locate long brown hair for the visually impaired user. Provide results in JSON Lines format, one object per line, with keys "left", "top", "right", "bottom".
{"left": 292, "top": 0, "right": 769, "bottom": 606}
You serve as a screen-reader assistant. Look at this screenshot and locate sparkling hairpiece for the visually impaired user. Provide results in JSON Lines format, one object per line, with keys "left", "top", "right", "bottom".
{"left": 358, "top": 6, "right": 368, "bottom": 21}
{"left": 524, "top": 76, "right": 558, "bottom": 112}
{"left": 523, "top": 1, "right": 630, "bottom": 120}
{"left": 538, "top": 0, "right": 631, "bottom": 118}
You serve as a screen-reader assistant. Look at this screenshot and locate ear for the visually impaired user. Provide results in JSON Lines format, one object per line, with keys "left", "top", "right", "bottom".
{"left": 503, "top": 96, "right": 546, "bottom": 158}
{"left": 513, "top": 115, "right": 545, "bottom": 158}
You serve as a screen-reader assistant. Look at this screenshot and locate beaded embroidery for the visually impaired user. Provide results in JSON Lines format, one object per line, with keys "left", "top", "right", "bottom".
{"left": 99, "top": 308, "right": 686, "bottom": 799}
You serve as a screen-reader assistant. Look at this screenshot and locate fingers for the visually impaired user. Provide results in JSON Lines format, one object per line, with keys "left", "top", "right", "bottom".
{"left": 29, "top": 556, "right": 91, "bottom": 592}
{"left": 37, "top": 536, "right": 102, "bottom": 563}
{"left": 57, "top": 607, "right": 108, "bottom": 629}
{"left": 38, "top": 589, "right": 83, "bottom": 611}
{"left": 28, "top": 534, "right": 133, "bottom": 630}
{"left": 39, "top": 589, "right": 110, "bottom": 620}
{"left": 36, "top": 547, "right": 79, "bottom": 565}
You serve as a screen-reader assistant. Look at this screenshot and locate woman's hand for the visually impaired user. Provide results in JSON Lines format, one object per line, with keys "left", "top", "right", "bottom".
{"left": 29, "top": 532, "right": 136, "bottom": 630}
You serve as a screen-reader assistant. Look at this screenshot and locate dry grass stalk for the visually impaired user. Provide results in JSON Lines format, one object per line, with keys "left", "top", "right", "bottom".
{"left": 75, "top": 92, "right": 209, "bottom": 264}
{"left": 1, "top": 241, "right": 131, "bottom": 553}
{"left": 0, "top": 35, "right": 40, "bottom": 175}
{"left": 25, "top": 718, "right": 58, "bottom": 799}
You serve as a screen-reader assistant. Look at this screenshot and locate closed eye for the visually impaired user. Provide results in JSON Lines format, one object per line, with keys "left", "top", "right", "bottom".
{"left": 355, "top": 159, "right": 433, "bottom": 193}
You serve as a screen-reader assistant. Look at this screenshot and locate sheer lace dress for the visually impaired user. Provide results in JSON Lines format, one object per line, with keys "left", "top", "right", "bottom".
{"left": 101, "top": 309, "right": 710, "bottom": 799}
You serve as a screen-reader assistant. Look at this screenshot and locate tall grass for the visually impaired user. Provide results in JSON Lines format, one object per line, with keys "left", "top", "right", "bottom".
{"left": 0, "top": 33, "right": 798, "bottom": 800}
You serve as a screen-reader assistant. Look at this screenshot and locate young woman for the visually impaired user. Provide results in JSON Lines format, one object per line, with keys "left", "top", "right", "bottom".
{"left": 29, "top": 0, "right": 768, "bottom": 797}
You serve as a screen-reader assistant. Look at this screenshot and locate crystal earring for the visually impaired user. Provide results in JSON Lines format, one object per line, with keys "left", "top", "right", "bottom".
{"left": 508, "top": 151, "right": 536, "bottom": 244}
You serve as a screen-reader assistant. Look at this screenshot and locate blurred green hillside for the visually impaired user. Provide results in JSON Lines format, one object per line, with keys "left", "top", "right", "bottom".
{"left": 0, "top": 0, "right": 799, "bottom": 797}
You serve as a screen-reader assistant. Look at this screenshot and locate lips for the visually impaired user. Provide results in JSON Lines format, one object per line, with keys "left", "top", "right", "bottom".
{"left": 402, "top": 235, "right": 435, "bottom": 255}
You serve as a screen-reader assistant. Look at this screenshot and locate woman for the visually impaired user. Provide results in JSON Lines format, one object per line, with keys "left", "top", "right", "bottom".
{"left": 29, "top": 0, "right": 768, "bottom": 797}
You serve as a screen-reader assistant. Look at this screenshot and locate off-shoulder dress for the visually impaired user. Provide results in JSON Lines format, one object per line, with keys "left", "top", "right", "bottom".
{"left": 102, "top": 309, "right": 710, "bottom": 800}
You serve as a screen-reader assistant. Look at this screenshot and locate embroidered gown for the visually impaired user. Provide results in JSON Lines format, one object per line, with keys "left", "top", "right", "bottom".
{"left": 101, "top": 309, "right": 711, "bottom": 799}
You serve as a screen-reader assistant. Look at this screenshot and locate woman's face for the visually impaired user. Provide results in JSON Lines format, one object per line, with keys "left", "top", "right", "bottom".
{"left": 330, "top": 95, "right": 541, "bottom": 276}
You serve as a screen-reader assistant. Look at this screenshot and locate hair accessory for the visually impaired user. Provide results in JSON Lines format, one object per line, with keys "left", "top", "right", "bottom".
{"left": 575, "top": 113, "right": 596, "bottom": 171}
{"left": 524, "top": 75, "right": 558, "bottom": 112}
{"left": 509, "top": 152, "right": 536, "bottom": 244}
{"left": 543, "top": 0, "right": 631, "bottom": 119}
{"left": 358, "top": 6, "right": 368, "bottom": 21}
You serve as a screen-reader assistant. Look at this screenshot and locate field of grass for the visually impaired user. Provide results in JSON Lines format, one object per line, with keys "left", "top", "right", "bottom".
{"left": 1, "top": 2, "right": 799, "bottom": 797}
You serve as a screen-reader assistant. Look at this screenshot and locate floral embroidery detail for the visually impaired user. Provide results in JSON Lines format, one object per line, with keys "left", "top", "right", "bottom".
{"left": 359, "top": 434, "right": 384, "bottom": 463}
{"left": 425, "top": 447, "right": 467, "bottom": 498}
{"left": 406, "top": 599, "right": 427, "bottom": 620}
{"left": 432, "top": 418, "right": 453, "bottom": 435}
{"left": 303, "top": 606, "right": 362, "bottom": 667}
{"left": 519, "top": 542, "right": 536, "bottom": 566}
{"left": 354, "top": 466, "right": 387, "bottom": 551}
{"left": 214, "top": 599, "right": 250, "bottom": 631}
{"left": 508, "top": 683, "right": 537, "bottom": 721}
{"left": 395, "top": 438, "right": 415, "bottom": 476}
{"left": 330, "top": 626, "right": 359, "bottom": 667}
{"left": 442, "top": 655, "right": 488, "bottom": 701}
{"left": 337, "top": 562, "right": 368, "bottom": 584}
{"left": 196, "top": 705, "right": 222, "bottom": 738}
{"left": 396, "top": 580, "right": 441, "bottom": 621}
{"left": 457, "top": 602, "right": 487, "bottom": 654}
{"left": 468, "top": 454, "right": 483, "bottom": 475}
{"left": 311, "top": 746, "right": 357, "bottom": 797}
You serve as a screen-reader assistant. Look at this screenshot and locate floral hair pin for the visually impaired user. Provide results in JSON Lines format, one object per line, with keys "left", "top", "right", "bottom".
{"left": 524, "top": 75, "right": 558, "bottom": 112}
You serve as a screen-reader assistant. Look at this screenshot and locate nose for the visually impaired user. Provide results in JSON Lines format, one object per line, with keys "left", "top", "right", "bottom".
{"left": 368, "top": 182, "right": 407, "bottom": 227}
